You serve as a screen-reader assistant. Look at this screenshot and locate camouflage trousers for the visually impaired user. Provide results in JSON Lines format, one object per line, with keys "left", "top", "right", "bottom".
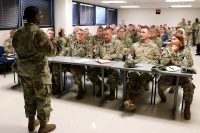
{"left": 87, "top": 67, "right": 120, "bottom": 90}
{"left": 192, "top": 31, "right": 196, "bottom": 46}
{"left": 51, "top": 63, "right": 84, "bottom": 93}
{"left": 158, "top": 76, "right": 195, "bottom": 104}
{"left": 20, "top": 76, "right": 52, "bottom": 123}
{"left": 126, "top": 72, "right": 153, "bottom": 98}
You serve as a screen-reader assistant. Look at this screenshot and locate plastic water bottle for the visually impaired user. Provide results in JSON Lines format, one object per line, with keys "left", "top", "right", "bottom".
{"left": 181, "top": 57, "right": 188, "bottom": 73}
{"left": 127, "top": 54, "right": 133, "bottom": 63}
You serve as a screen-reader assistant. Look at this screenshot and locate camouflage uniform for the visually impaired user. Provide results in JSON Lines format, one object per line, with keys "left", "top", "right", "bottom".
{"left": 67, "top": 40, "right": 93, "bottom": 98}
{"left": 51, "top": 37, "right": 70, "bottom": 94}
{"left": 195, "top": 24, "right": 200, "bottom": 54}
{"left": 87, "top": 39, "right": 123, "bottom": 98}
{"left": 192, "top": 21, "right": 200, "bottom": 46}
{"left": 12, "top": 23, "right": 59, "bottom": 123}
{"left": 68, "top": 32, "right": 77, "bottom": 43}
{"left": 4, "top": 37, "right": 15, "bottom": 53}
{"left": 130, "top": 32, "right": 140, "bottom": 43}
{"left": 90, "top": 35, "right": 104, "bottom": 58}
{"left": 152, "top": 37, "right": 162, "bottom": 48}
{"left": 127, "top": 39, "right": 160, "bottom": 98}
{"left": 178, "top": 22, "right": 187, "bottom": 30}
{"left": 158, "top": 46, "right": 195, "bottom": 104}
{"left": 185, "top": 24, "right": 193, "bottom": 46}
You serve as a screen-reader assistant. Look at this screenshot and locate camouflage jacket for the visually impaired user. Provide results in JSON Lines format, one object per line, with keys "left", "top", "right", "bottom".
{"left": 152, "top": 37, "right": 162, "bottom": 48}
{"left": 54, "top": 36, "right": 70, "bottom": 55}
{"left": 12, "top": 23, "right": 58, "bottom": 83}
{"left": 161, "top": 46, "right": 193, "bottom": 67}
{"left": 67, "top": 40, "right": 93, "bottom": 58}
{"left": 99, "top": 39, "right": 124, "bottom": 60}
{"left": 195, "top": 24, "right": 200, "bottom": 44}
{"left": 130, "top": 39, "right": 160, "bottom": 65}
{"left": 4, "top": 37, "right": 14, "bottom": 53}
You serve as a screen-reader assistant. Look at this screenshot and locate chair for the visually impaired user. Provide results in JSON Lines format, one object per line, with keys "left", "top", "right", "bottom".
{"left": 0, "top": 46, "right": 15, "bottom": 77}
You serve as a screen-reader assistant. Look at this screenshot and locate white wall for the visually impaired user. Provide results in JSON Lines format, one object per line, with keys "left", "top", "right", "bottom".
{"left": 118, "top": 8, "right": 200, "bottom": 27}
{"left": 0, "top": 31, "right": 10, "bottom": 46}
{"left": 54, "top": 0, "right": 101, "bottom": 36}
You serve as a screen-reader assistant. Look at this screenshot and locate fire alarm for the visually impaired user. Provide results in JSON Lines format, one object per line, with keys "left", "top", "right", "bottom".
{"left": 156, "top": 9, "right": 161, "bottom": 14}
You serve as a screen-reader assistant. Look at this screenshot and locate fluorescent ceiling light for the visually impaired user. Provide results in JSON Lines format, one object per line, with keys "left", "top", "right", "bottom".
{"left": 101, "top": 1, "right": 127, "bottom": 4}
{"left": 166, "top": 0, "right": 195, "bottom": 2}
{"left": 80, "top": 3, "right": 94, "bottom": 7}
{"left": 170, "top": 5, "right": 192, "bottom": 7}
{"left": 120, "top": 6, "right": 140, "bottom": 8}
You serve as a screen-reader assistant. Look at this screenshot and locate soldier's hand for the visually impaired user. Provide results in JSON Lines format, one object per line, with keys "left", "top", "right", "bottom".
{"left": 103, "top": 54, "right": 110, "bottom": 60}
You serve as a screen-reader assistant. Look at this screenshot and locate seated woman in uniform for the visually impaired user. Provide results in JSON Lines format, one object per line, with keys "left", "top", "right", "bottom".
{"left": 158, "top": 33, "right": 195, "bottom": 120}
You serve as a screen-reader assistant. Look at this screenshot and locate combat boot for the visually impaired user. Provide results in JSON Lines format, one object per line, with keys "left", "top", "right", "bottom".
{"left": 28, "top": 116, "right": 39, "bottom": 132}
{"left": 76, "top": 88, "right": 84, "bottom": 100}
{"left": 169, "top": 86, "right": 175, "bottom": 93}
{"left": 123, "top": 99, "right": 136, "bottom": 111}
{"left": 158, "top": 89, "right": 166, "bottom": 103}
{"left": 38, "top": 122, "right": 56, "bottom": 133}
{"left": 184, "top": 103, "right": 191, "bottom": 120}
{"left": 109, "top": 89, "right": 115, "bottom": 100}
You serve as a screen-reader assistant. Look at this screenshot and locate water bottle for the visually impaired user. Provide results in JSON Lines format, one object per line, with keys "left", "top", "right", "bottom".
{"left": 181, "top": 57, "right": 188, "bottom": 73}
{"left": 127, "top": 54, "right": 133, "bottom": 63}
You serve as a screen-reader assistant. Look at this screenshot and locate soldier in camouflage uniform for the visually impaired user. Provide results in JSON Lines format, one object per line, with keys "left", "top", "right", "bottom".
{"left": 158, "top": 34, "right": 195, "bottom": 120}
{"left": 124, "top": 27, "right": 160, "bottom": 111}
{"left": 115, "top": 27, "right": 132, "bottom": 50}
{"left": 192, "top": 18, "right": 200, "bottom": 46}
{"left": 185, "top": 20, "right": 193, "bottom": 46}
{"left": 47, "top": 29, "right": 69, "bottom": 95}
{"left": 12, "top": 6, "right": 58, "bottom": 133}
{"left": 88, "top": 27, "right": 124, "bottom": 100}
{"left": 67, "top": 28, "right": 93, "bottom": 100}
{"left": 129, "top": 29, "right": 140, "bottom": 44}
{"left": 90, "top": 26, "right": 104, "bottom": 58}
{"left": 195, "top": 23, "right": 200, "bottom": 55}
{"left": 151, "top": 27, "right": 162, "bottom": 48}
{"left": 3, "top": 29, "right": 16, "bottom": 54}
{"left": 68, "top": 26, "right": 79, "bottom": 43}
{"left": 178, "top": 18, "right": 187, "bottom": 30}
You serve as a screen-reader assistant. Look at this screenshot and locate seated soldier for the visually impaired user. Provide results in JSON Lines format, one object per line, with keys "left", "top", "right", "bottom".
{"left": 158, "top": 33, "right": 195, "bottom": 120}
{"left": 4, "top": 29, "right": 16, "bottom": 54}
{"left": 68, "top": 28, "right": 93, "bottom": 99}
{"left": 88, "top": 27, "right": 124, "bottom": 100}
{"left": 124, "top": 27, "right": 160, "bottom": 111}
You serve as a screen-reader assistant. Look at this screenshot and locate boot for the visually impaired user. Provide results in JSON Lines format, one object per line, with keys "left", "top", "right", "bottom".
{"left": 123, "top": 99, "right": 136, "bottom": 111}
{"left": 28, "top": 116, "right": 39, "bottom": 132}
{"left": 184, "top": 103, "right": 191, "bottom": 120}
{"left": 158, "top": 89, "right": 166, "bottom": 103}
{"left": 76, "top": 88, "right": 84, "bottom": 100}
{"left": 169, "top": 86, "right": 175, "bottom": 93}
{"left": 38, "top": 122, "right": 56, "bottom": 133}
{"left": 109, "top": 89, "right": 115, "bottom": 100}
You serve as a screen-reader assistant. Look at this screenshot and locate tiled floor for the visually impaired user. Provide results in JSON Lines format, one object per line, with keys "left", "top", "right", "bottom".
{"left": 0, "top": 46, "right": 199, "bottom": 133}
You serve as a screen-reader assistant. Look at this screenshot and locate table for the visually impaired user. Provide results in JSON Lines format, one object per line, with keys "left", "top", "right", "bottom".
{"left": 48, "top": 56, "right": 194, "bottom": 119}
{"left": 110, "top": 61, "right": 156, "bottom": 107}
{"left": 48, "top": 56, "right": 116, "bottom": 104}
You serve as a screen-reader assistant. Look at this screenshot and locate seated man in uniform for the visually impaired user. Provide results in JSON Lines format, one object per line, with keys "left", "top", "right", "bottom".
{"left": 124, "top": 27, "right": 160, "bottom": 111}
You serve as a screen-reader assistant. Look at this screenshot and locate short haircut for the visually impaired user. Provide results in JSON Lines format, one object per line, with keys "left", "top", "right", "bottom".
{"left": 97, "top": 26, "right": 103, "bottom": 30}
{"left": 47, "top": 28, "right": 54, "bottom": 32}
{"left": 24, "top": 6, "right": 40, "bottom": 22}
